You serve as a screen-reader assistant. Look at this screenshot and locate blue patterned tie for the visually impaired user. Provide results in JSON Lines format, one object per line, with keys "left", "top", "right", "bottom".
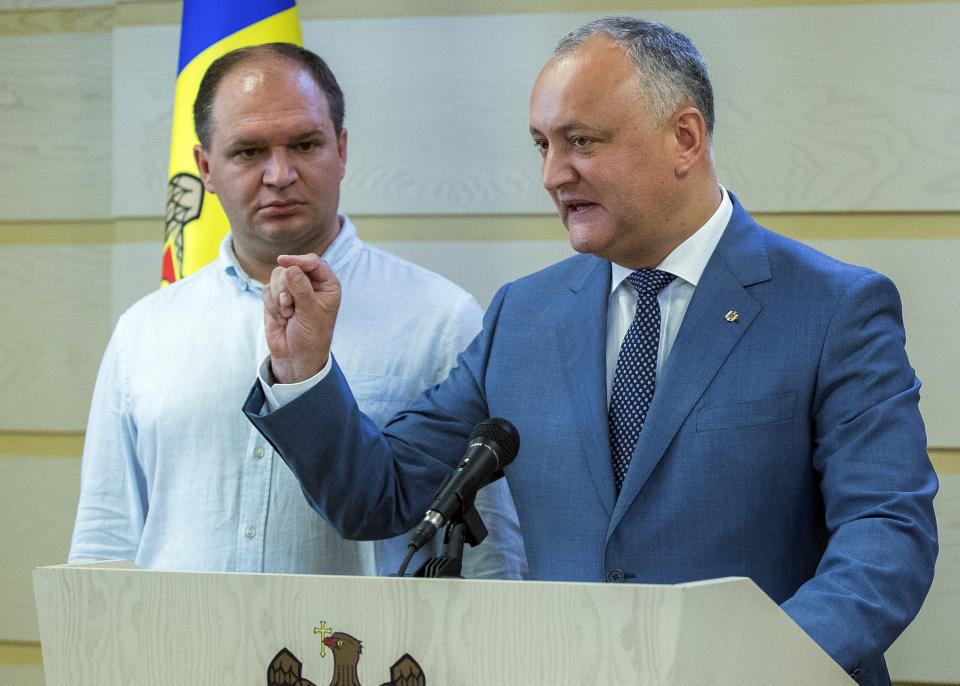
{"left": 609, "top": 269, "right": 676, "bottom": 491}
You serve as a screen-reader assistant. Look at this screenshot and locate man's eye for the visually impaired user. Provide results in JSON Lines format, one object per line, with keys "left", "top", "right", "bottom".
{"left": 235, "top": 149, "right": 259, "bottom": 160}
{"left": 295, "top": 141, "right": 318, "bottom": 152}
{"left": 571, "top": 136, "right": 589, "bottom": 147}
{"left": 532, "top": 139, "right": 547, "bottom": 153}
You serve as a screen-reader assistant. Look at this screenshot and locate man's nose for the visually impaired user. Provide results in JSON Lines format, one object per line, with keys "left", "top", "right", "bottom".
{"left": 263, "top": 148, "right": 298, "bottom": 188}
{"left": 541, "top": 147, "right": 576, "bottom": 192}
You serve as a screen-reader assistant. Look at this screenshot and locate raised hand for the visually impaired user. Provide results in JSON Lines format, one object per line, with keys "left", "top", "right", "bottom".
{"left": 262, "top": 253, "right": 341, "bottom": 384}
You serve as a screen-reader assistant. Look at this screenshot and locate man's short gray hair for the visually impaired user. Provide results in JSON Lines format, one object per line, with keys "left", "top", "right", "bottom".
{"left": 555, "top": 17, "right": 714, "bottom": 136}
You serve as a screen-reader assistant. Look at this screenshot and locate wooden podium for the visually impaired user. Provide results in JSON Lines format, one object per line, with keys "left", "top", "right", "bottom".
{"left": 34, "top": 562, "right": 853, "bottom": 684}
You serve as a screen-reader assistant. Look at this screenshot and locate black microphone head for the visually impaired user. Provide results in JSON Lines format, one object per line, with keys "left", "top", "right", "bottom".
{"left": 469, "top": 418, "right": 520, "bottom": 468}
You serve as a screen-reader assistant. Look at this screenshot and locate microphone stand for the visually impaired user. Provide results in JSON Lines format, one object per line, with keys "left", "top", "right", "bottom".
{"left": 412, "top": 496, "right": 488, "bottom": 578}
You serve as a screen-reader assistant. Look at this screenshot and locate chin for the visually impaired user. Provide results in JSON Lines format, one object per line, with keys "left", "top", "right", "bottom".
{"left": 567, "top": 226, "right": 610, "bottom": 258}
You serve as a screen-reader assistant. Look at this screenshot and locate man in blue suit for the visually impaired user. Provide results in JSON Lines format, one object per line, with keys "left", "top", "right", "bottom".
{"left": 244, "top": 17, "right": 937, "bottom": 685}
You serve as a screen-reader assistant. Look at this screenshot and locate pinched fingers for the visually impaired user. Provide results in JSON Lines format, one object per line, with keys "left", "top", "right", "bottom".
{"left": 262, "top": 255, "right": 341, "bottom": 384}
{"left": 277, "top": 253, "right": 337, "bottom": 297}
{"left": 276, "top": 253, "right": 322, "bottom": 270}
{"left": 266, "top": 265, "right": 296, "bottom": 320}
{"left": 265, "top": 255, "right": 341, "bottom": 324}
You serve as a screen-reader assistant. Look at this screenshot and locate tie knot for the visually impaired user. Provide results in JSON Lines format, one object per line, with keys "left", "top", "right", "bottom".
{"left": 626, "top": 269, "right": 675, "bottom": 295}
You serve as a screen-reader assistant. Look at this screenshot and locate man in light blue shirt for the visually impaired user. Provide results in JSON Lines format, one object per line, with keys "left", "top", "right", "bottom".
{"left": 67, "top": 43, "right": 525, "bottom": 578}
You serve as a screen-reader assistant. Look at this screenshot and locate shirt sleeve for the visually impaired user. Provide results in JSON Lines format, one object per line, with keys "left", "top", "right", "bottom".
{"left": 257, "top": 354, "right": 333, "bottom": 412}
{"left": 68, "top": 322, "right": 149, "bottom": 565}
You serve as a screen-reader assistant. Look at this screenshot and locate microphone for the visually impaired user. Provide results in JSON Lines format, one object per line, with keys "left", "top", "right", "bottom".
{"left": 406, "top": 418, "right": 520, "bottom": 555}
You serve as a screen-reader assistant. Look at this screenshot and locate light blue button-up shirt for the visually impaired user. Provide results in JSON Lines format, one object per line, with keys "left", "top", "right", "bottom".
{"left": 69, "top": 217, "right": 526, "bottom": 578}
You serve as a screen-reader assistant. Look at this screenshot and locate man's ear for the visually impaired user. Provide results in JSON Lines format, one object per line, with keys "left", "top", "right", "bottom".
{"left": 337, "top": 128, "right": 348, "bottom": 181}
{"left": 672, "top": 107, "right": 708, "bottom": 176}
{"left": 193, "top": 144, "right": 216, "bottom": 194}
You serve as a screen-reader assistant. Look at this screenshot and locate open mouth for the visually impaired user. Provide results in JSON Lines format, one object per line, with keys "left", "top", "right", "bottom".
{"left": 567, "top": 201, "right": 597, "bottom": 215}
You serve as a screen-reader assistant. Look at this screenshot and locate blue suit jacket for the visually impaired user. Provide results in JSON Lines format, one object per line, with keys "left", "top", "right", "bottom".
{"left": 247, "top": 195, "right": 937, "bottom": 684}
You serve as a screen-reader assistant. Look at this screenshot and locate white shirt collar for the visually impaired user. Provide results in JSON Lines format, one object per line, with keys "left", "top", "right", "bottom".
{"left": 610, "top": 185, "right": 733, "bottom": 293}
{"left": 219, "top": 214, "right": 360, "bottom": 291}
{"left": 220, "top": 232, "right": 258, "bottom": 292}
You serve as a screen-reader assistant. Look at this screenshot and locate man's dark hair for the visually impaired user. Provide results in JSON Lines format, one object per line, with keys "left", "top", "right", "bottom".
{"left": 193, "top": 42, "right": 345, "bottom": 148}
{"left": 556, "top": 17, "right": 715, "bottom": 136}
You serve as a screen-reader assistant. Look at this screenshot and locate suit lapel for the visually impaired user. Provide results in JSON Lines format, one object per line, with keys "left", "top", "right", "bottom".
{"left": 555, "top": 256, "right": 618, "bottom": 517}
{"left": 609, "top": 199, "right": 773, "bottom": 532}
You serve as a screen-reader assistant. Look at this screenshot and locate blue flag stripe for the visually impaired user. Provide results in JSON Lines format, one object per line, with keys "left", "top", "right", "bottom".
{"left": 177, "top": 0, "right": 296, "bottom": 73}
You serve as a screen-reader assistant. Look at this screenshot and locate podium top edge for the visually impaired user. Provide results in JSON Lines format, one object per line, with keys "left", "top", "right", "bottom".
{"left": 35, "top": 564, "right": 754, "bottom": 591}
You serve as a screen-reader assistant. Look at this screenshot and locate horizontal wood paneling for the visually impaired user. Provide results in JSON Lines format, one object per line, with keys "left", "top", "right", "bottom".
{"left": 0, "top": 32, "right": 111, "bottom": 220}
{"left": 886, "top": 475, "right": 960, "bottom": 683}
{"left": 0, "top": 0, "right": 107, "bottom": 10}
{"left": 0, "top": 663, "right": 44, "bottom": 686}
{"left": 0, "top": 457, "right": 80, "bottom": 638}
{"left": 103, "top": 6, "right": 960, "bottom": 217}
{"left": 2, "top": 5, "right": 959, "bottom": 684}
{"left": 4, "top": 212, "right": 960, "bottom": 246}
{"left": 6, "top": 0, "right": 960, "bottom": 34}
{"left": 0, "top": 6, "right": 112, "bottom": 35}
{"left": 0, "top": 641, "right": 41, "bottom": 665}
{"left": 0, "top": 432, "right": 84, "bottom": 457}
{"left": 0, "top": 243, "right": 114, "bottom": 431}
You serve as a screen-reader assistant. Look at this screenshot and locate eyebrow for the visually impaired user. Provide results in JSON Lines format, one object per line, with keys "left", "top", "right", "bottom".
{"left": 228, "top": 129, "right": 326, "bottom": 148}
{"left": 529, "top": 120, "right": 598, "bottom": 136}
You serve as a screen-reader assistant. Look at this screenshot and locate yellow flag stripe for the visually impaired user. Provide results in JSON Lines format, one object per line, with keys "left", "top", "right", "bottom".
{"left": 168, "top": 8, "right": 302, "bottom": 176}
{"left": 163, "top": 7, "right": 301, "bottom": 283}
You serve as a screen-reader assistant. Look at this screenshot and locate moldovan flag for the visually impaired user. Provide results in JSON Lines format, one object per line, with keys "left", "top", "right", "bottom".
{"left": 163, "top": 0, "right": 302, "bottom": 285}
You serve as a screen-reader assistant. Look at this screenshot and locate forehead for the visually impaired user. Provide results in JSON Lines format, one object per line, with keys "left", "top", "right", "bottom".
{"left": 530, "top": 37, "right": 646, "bottom": 130}
{"left": 210, "top": 57, "right": 331, "bottom": 142}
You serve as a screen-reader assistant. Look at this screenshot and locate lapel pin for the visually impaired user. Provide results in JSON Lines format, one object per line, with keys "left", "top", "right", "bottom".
{"left": 725, "top": 310, "right": 739, "bottom": 322}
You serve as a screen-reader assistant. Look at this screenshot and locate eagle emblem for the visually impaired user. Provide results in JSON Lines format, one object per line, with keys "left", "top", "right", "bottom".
{"left": 162, "top": 172, "right": 204, "bottom": 284}
{"left": 267, "top": 630, "right": 425, "bottom": 686}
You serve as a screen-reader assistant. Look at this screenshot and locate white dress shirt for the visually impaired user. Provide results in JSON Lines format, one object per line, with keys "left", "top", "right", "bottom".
{"left": 605, "top": 187, "right": 732, "bottom": 402}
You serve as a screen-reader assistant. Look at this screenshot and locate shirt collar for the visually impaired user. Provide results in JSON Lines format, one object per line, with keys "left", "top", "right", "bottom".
{"left": 610, "top": 185, "right": 732, "bottom": 294}
{"left": 220, "top": 214, "right": 361, "bottom": 292}
{"left": 317, "top": 214, "right": 361, "bottom": 273}
{"left": 220, "top": 233, "right": 259, "bottom": 293}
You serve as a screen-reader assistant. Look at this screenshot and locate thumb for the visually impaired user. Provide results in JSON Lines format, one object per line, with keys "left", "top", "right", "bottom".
{"left": 282, "top": 262, "right": 341, "bottom": 325}
{"left": 283, "top": 264, "right": 317, "bottom": 303}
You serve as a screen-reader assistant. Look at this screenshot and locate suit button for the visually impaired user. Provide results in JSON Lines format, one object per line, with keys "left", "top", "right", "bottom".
{"left": 606, "top": 568, "right": 625, "bottom": 583}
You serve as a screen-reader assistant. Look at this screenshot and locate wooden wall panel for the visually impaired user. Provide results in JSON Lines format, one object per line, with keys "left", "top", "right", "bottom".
{"left": 0, "top": 0, "right": 105, "bottom": 8}
{"left": 701, "top": 4, "right": 960, "bottom": 212}
{"left": 111, "top": 6, "right": 960, "bottom": 217}
{"left": 107, "top": 239, "right": 165, "bottom": 322}
{"left": 0, "top": 33, "right": 111, "bottom": 220}
{"left": 0, "top": 457, "right": 80, "bottom": 639}
{"left": 0, "top": 243, "right": 113, "bottom": 431}
{"left": 1, "top": 3, "right": 958, "bottom": 683}
{"left": 0, "top": 665, "right": 43, "bottom": 686}
{"left": 370, "top": 238, "right": 574, "bottom": 308}
{"left": 110, "top": 25, "right": 176, "bottom": 218}
{"left": 887, "top": 474, "right": 960, "bottom": 683}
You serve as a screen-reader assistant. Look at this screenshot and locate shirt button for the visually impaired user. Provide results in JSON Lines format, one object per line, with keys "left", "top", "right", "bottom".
{"left": 606, "top": 568, "right": 625, "bottom": 583}
{"left": 244, "top": 526, "right": 256, "bottom": 539}
{"left": 253, "top": 447, "right": 265, "bottom": 459}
